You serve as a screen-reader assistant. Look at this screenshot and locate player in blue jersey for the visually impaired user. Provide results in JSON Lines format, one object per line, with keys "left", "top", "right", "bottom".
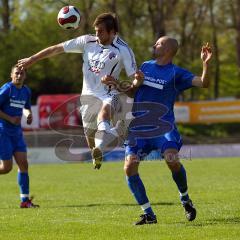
{"left": 0, "top": 65, "right": 39, "bottom": 208}
{"left": 122, "top": 36, "right": 212, "bottom": 225}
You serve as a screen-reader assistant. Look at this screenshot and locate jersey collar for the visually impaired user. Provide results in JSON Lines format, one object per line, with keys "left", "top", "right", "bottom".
{"left": 97, "top": 35, "right": 118, "bottom": 47}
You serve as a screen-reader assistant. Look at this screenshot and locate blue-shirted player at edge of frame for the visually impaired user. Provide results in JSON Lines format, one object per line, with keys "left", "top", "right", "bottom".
{"left": 103, "top": 36, "right": 212, "bottom": 225}
{"left": 0, "top": 65, "right": 39, "bottom": 208}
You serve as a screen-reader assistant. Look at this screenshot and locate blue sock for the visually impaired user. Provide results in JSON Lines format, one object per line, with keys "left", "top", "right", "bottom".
{"left": 172, "top": 164, "right": 189, "bottom": 203}
{"left": 18, "top": 172, "right": 29, "bottom": 202}
{"left": 126, "top": 174, "right": 155, "bottom": 216}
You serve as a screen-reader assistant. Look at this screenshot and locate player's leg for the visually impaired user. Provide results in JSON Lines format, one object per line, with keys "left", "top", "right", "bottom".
{"left": 163, "top": 147, "right": 188, "bottom": 199}
{"left": 95, "top": 95, "right": 124, "bottom": 147}
{"left": 12, "top": 134, "right": 39, "bottom": 208}
{"left": 163, "top": 144, "right": 196, "bottom": 221}
{"left": 80, "top": 95, "right": 108, "bottom": 168}
{"left": 95, "top": 102, "right": 116, "bottom": 146}
{"left": 85, "top": 130, "right": 96, "bottom": 149}
{"left": 124, "top": 145, "right": 157, "bottom": 225}
{"left": 14, "top": 151, "right": 39, "bottom": 208}
{"left": 93, "top": 95, "right": 123, "bottom": 169}
{"left": 112, "top": 93, "right": 134, "bottom": 145}
{"left": 0, "top": 131, "right": 13, "bottom": 174}
{"left": 14, "top": 152, "right": 29, "bottom": 203}
{"left": 92, "top": 103, "right": 114, "bottom": 169}
{"left": 80, "top": 94, "right": 101, "bottom": 149}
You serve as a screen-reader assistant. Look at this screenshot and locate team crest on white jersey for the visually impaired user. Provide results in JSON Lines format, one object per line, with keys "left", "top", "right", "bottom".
{"left": 88, "top": 59, "right": 105, "bottom": 74}
{"left": 109, "top": 51, "right": 116, "bottom": 59}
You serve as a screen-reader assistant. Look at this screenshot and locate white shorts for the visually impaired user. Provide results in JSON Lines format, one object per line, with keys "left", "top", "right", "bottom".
{"left": 79, "top": 93, "right": 133, "bottom": 137}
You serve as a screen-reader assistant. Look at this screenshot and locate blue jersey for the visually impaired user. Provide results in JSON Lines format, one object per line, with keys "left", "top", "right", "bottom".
{"left": 126, "top": 60, "right": 195, "bottom": 157}
{"left": 0, "top": 82, "right": 31, "bottom": 136}
{"left": 135, "top": 60, "right": 195, "bottom": 124}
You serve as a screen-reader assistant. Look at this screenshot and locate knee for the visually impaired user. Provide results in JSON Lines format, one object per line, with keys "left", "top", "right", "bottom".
{"left": 0, "top": 163, "right": 13, "bottom": 174}
{"left": 124, "top": 155, "right": 139, "bottom": 176}
{"left": 98, "top": 104, "right": 112, "bottom": 120}
{"left": 164, "top": 151, "right": 181, "bottom": 172}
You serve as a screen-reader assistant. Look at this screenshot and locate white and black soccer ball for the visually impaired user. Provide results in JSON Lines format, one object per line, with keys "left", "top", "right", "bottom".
{"left": 57, "top": 5, "right": 81, "bottom": 29}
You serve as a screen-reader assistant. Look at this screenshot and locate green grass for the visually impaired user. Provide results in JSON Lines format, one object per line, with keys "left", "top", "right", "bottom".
{"left": 0, "top": 158, "right": 240, "bottom": 240}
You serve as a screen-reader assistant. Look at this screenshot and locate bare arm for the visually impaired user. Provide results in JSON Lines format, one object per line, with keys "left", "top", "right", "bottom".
{"left": 17, "top": 43, "right": 65, "bottom": 69}
{"left": 192, "top": 43, "right": 212, "bottom": 88}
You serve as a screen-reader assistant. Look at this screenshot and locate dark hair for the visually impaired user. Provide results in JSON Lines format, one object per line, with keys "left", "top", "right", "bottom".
{"left": 93, "top": 12, "right": 119, "bottom": 33}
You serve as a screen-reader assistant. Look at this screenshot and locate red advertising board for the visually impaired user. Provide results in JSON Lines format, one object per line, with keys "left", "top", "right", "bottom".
{"left": 37, "top": 94, "right": 81, "bottom": 129}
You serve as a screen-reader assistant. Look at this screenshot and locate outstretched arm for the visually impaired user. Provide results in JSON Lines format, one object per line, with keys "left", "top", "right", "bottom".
{"left": 192, "top": 42, "right": 212, "bottom": 88}
{"left": 17, "top": 43, "right": 65, "bottom": 69}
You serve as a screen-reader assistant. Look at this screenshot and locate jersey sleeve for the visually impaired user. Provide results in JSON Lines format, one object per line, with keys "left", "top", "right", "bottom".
{"left": 121, "top": 46, "right": 137, "bottom": 77}
{"left": 0, "top": 83, "right": 10, "bottom": 107}
{"left": 24, "top": 86, "right": 31, "bottom": 109}
{"left": 63, "top": 35, "right": 89, "bottom": 53}
{"left": 174, "top": 66, "right": 195, "bottom": 92}
{"left": 139, "top": 62, "right": 147, "bottom": 72}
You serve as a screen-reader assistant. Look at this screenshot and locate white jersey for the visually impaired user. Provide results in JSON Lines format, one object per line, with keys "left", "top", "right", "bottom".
{"left": 63, "top": 34, "right": 137, "bottom": 96}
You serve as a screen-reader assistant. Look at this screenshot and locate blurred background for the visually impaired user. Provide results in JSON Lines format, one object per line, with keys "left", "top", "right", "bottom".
{"left": 0, "top": 0, "right": 240, "bottom": 162}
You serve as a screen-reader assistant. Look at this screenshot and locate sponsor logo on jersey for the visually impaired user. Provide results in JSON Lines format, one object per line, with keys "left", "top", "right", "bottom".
{"left": 9, "top": 98, "right": 26, "bottom": 108}
{"left": 143, "top": 76, "right": 167, "bottom": 90}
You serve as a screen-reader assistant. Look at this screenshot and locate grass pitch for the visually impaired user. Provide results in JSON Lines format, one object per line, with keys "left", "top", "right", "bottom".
{"left": 0, "top": 157, "right": 240, "bottom": 240}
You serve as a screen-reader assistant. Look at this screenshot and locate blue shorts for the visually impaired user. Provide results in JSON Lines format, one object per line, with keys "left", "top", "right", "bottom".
{"left": 0, "top": 131, "right": 27, "bottom": 160}
{"left": 125, "top": 127, "right": 182, "bottom": 160}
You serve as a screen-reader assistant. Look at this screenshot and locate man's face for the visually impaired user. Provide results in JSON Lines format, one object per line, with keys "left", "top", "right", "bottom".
{"left": 95, "top": 23, "right": 114, "bottom": 45}
{"left": 153, "top": 37, "right": 168, "bottom": 58}
{"left": 11, "top": 67, "right": 26, "bottom": 87}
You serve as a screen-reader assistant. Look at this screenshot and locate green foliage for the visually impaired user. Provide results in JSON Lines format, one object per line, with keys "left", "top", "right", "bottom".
{"left": 0, "top": 0, "right": 240, "bottom": 102}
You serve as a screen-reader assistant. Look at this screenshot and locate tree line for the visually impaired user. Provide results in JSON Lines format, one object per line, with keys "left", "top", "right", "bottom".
{"left": 0, "top": 0, "right": 240, "bottom": 103}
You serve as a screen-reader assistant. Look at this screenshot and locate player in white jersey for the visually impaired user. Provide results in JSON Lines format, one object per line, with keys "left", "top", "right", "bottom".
{"left": 17, "top": 13, "right": 143, "bottom": 169}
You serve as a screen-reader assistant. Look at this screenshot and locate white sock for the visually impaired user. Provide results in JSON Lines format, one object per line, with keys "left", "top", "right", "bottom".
{"left": 95, "top": 137, "right": 103, "bottom": 149}
{"left": 108, "top": 127, "right": 119, "bottom": 137}
{"left": 95, "top": 121, "right": 110, "bottom": 150}
{"left": 95, "top": 123, "right": 119, "bottom": 151}
{"left": 97, "top": 120, "right": 111, "bottom": 131}
{"left": 97, "top": 120, "right": 119, "bottom": 136}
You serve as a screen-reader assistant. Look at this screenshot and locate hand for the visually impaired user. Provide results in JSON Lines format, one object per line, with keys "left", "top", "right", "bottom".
{"left": 26, "top": 113, "right": 33, "bottom": 125}
{"left": 101, "top": 75, "right": 118, "bottom": 90}
{"left": 101, "top": 75, "right": 117, "bottom": 86}
{"left": 134, "top": 70, "right": 144, "bottom": 81}
{"left": 9, "top": 116, "right": 21, "bottom": 125}
{"left": 201, "top": 43, "right": 212, "bottom": 64}
{"left": 17, "top": 57, "right": 35, "bottom": 69}
{"left": 132, "top": 70, "right": 144, "bottom": 88}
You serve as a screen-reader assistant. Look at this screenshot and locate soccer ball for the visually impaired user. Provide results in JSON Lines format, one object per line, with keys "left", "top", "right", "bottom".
{"left": 57, "top": 5, "right": 81, "bottom": 29}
